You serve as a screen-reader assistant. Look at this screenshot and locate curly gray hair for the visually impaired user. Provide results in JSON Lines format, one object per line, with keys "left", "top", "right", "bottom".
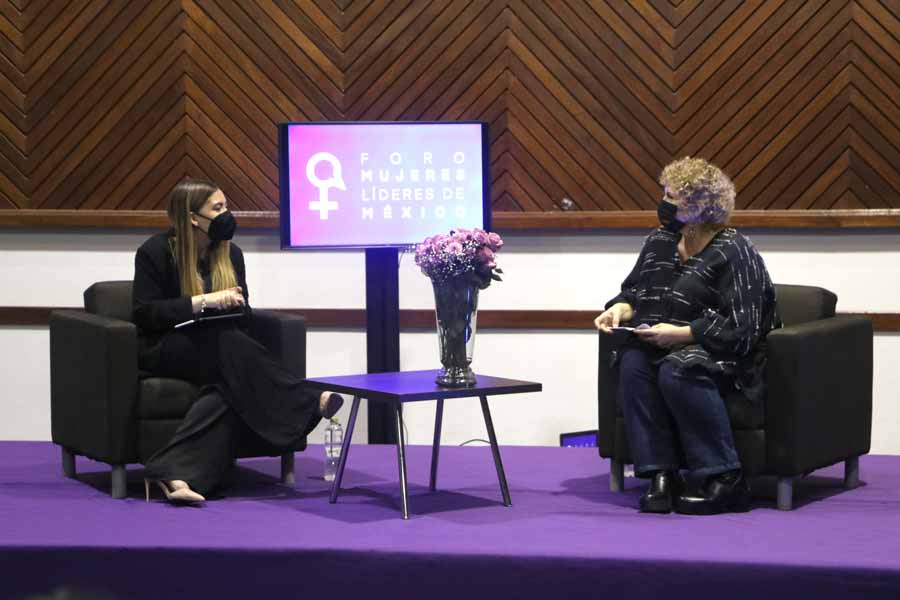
{"left": 659, "top": 157, "right": 735, "bottom": 225}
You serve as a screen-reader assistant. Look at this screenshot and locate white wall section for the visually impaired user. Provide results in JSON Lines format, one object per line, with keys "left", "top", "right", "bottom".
{"left": 1, "top": 229, "right": 897, "bottom": 453}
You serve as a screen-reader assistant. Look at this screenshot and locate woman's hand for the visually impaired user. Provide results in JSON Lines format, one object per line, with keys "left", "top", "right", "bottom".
{"left": 594, "top": 303, "right": 634, "bottom": 333}
{"left": 206, "top": 287, "right": 245, "bottom": 310}
{"left": 633, "top": 323, "right": 693, "bottom": 348}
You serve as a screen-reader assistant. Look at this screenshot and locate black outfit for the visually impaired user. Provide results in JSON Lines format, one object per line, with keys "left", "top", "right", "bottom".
{"left": 606, "top": 227, "right": 779, "bottom": 478}
{"left": 134, "top": 231, "right": 321, "bottom": 495}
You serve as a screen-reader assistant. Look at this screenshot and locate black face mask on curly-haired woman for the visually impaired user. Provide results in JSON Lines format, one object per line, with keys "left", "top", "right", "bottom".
{"left": 657, "top": 199, "right": 685, "bottom": 234}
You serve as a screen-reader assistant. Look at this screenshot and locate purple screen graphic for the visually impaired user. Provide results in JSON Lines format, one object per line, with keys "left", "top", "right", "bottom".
{"left": 559, "top": 431, "right": 598, "bottom": 448}
{"left": 283, "top": 123, "right": 486, "bottom": 248}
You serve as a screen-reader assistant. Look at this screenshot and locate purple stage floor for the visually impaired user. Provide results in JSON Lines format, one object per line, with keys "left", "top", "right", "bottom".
{"left": 2, "top": 441, "right": 899, "bottom": 599}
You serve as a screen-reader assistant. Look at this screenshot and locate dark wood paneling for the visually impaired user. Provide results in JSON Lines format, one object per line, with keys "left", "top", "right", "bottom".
{"left": 1, "top": 1, "right": 900, "bottom": 228}
{"left": 3, "top": 208, "right": 900, "bottom": 230}
{"left": 492, "top": 209, "right": 900, "bottom": 229}
{"left": 4, "top": 307, "right": 897, "bottom": 332}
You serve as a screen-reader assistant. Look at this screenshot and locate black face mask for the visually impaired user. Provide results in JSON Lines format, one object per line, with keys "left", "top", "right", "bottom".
{"left": 195, "top": 211, "right": 237, "bottom": 242}
{"left": 657, "top": 200, "right": 685, "bottom": 233}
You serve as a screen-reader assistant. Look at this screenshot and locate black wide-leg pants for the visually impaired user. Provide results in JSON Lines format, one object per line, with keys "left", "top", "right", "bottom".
{"left": 143, "top": 324, "right": 322, "bottom": 495}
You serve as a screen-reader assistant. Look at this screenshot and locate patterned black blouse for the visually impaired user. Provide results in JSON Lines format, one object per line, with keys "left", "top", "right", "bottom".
{"left": 606, "top": 227, "right": 780, "bottom": 402}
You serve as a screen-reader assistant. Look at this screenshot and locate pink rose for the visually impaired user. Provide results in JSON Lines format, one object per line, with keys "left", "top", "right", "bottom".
{"left": 476, "top": 247, "right": 495, "bottom": 268}
{"left": 487, "top": 232, "right": 503, "bottom": 251}
{"left": 473, "top": 230, "right": 488, "bottom": 245}
{"left": 446, "top": 241, "right": 463, "bottom": 254}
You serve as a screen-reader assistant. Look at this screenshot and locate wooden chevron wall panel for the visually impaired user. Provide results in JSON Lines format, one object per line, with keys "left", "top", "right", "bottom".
{"left": 1, "top": 0, "right": 899, "bottom": 228}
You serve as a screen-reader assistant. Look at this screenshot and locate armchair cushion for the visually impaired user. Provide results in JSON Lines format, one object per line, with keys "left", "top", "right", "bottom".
{"left": 137, "top": 378, "right": 200, "bottom": 420}
{"left": 250, "top": 309, "right": 307, "bottom": 378}
{"left": 724, "top": 390, "right": 765, "bottom": 430}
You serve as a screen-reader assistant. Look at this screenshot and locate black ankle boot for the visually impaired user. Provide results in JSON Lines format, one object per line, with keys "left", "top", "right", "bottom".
{"left": 675, "top": 470, "right": 751, "bottom": 515}
{"left": 639, "top": 470, "right": 684, "bottom": 514}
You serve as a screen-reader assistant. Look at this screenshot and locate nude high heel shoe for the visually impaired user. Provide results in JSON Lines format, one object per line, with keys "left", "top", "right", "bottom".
{"left": 144, "top": 479, "right": 206, "bottom": 505}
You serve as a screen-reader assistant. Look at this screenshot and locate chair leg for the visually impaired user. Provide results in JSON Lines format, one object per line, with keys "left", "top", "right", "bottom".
{"left": 844, "top": 455, "right": 860, "bottom": 489}
{"left": 609, "top": 459, "right": 625, "bottom": 492}
{"left": 776, "top": 476, "right": 793, "bottom": 511}
{"left": 111, "top": 464, "right": 127, "bottom": 499}
{"left": 281, "top": 452, "right": 295, "bottom": 485}
{"left": 61, "top": 448, "right": 76, "bottom": 478}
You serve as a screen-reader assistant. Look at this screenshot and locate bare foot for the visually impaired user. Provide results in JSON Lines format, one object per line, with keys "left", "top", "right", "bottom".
{"left": 319, "top": 391, "right": 331, "bottom": 413}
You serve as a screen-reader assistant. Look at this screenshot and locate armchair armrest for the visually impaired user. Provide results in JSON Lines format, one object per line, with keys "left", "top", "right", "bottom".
{"left": 50, "top": 310, "right": 139, "bottom": 464}
{"left": 250, "top": 309, "right": 307, "bottom": 378}
{"left": 597, "top": 332, "right": 626, "bottom": 458}
{"left": 765, "top": 315, "right": 873, "bottom": 475}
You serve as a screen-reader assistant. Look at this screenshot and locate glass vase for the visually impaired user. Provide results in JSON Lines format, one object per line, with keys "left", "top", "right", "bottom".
{"left": 432, "top": 279, "right": 479, "bottom": 387}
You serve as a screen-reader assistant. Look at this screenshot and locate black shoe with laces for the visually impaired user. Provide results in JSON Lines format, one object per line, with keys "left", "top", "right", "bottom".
{"left": 675, "top": 470, "right": 751, "bottom": 515}
{"left": 639, "top": 470, "right": 685, "bottom": 514}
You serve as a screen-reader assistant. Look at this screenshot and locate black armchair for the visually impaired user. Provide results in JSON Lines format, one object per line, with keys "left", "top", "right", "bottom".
{"left": 50, "top": 281, "right": 309, "bottom": 498}
{"left": 597, "top": 284, "right": 873, "bottom": 510}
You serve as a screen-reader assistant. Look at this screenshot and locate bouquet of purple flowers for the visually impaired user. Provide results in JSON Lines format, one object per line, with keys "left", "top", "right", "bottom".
{"left": 414, "top": 228, "right": 504, "bottom": 288}
{"left": 415, "top": 228, "right": 504, "bottom": 386}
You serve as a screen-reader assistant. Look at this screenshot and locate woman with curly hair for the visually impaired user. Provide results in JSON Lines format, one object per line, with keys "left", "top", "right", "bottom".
{"left": 594, "top": 157, "right": 779, "bottom": 515}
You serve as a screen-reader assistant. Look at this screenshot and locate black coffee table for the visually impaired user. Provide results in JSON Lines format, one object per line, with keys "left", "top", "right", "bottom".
{"left": 304, "top": 369, "right": 542, "bottom": 519}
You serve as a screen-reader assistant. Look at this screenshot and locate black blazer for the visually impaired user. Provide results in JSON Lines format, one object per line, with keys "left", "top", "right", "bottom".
{"left": 132, "top": 230, "right": 249, "bottom": 372}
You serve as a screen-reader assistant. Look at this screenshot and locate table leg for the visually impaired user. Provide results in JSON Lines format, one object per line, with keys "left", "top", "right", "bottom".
{"left": 429, "top": 398, "right": 444, "bottom": 491}
{"left": 395, "top": 401, "right": 410, "bottom": 519}
{"left": 479, "top": 395, "right": 511, "bottom": 507}
{"left": 329, "top": 395, "right": 360, "bottom": 504}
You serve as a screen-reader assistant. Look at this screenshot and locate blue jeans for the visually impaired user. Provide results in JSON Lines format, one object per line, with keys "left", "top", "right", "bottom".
{"left": 617, "top": 347, "right": 741, "bottom": 478}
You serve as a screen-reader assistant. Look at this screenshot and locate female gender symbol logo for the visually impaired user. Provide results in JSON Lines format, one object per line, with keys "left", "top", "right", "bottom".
{"left": 306, "top": 152, "right": 346, "bottom": 220}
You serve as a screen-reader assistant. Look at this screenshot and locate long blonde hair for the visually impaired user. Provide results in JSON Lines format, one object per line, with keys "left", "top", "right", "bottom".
{"left": 166, "top": 178, "right": 238, "bottom": 297}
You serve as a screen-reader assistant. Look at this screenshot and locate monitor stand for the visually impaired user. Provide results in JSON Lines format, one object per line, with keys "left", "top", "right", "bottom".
{"left": 364, "top": 247, "right": 400, "bottom": 444}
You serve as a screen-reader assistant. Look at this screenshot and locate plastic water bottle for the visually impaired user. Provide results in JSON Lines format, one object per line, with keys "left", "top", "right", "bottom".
{"left": 324, "top": 417, "right": 343, "bottom": 482}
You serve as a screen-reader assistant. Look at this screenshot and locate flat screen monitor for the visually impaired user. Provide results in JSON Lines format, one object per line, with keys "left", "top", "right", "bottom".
{"left": 279, "top": 121, "right": 491, "bottom": 249}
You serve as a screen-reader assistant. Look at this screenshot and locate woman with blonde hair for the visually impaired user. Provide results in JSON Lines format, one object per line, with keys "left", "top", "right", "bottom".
{"left": 133, "top": 178, "right": 343, "bottom": 504}
{"left": 594, "top": 157, "right": 779, "bottom": 515}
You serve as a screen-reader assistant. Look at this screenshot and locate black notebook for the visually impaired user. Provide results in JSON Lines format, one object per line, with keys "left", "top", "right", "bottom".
{"left": 174, "top": 311, "right": 245, "bottom": 330}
